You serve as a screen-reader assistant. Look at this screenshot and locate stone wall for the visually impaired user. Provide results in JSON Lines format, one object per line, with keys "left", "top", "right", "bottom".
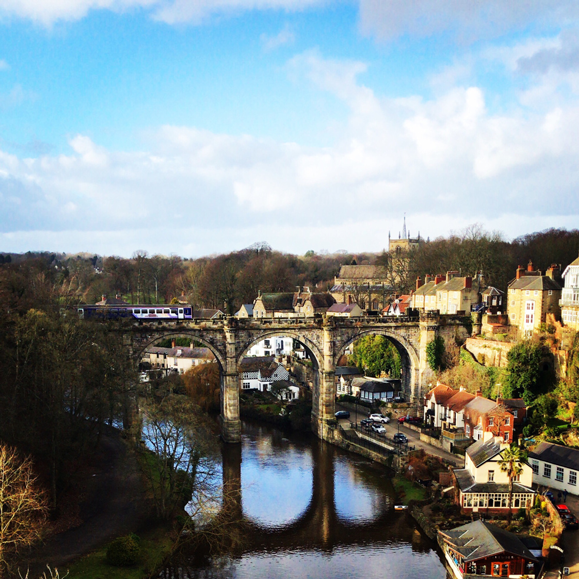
{"left": 464, "top": 337, "right": 514, "bottom": 368}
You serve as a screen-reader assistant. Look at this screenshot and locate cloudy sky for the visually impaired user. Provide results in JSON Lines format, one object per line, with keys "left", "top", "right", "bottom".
{"left": 1, "top": 0, "right": 579, "bottom": 257}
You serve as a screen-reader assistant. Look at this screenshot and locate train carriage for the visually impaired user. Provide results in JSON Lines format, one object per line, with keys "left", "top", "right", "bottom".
{"left": 78, "top": 304, "right": 193, "bottom": 320}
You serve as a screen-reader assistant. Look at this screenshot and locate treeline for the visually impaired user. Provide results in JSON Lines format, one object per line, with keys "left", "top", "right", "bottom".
{"left": 3, "top": 227, "right": 579, "bottom": 316}
{"left": 0, "top": 263, "right": 137, "bottom": 511}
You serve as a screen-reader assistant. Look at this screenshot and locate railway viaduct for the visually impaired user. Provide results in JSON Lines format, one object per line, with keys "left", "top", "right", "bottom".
{"left": 124, "top": 312, "right": 474, "bottom": 443}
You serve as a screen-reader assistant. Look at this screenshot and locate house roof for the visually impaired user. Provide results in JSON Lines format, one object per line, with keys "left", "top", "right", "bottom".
{"left": 464, "top": 396, "right": 498, "bottom": 416}
{"left": 508, "top": 276, "right": 562, "bottom": 291}
{"left": 327, "top": 303, "right": 360, "bottom": 314}
{"left": 446, "top": 391, "right": 476, "bottom": 412}
{"left": 358, "top": 380, "right": 396, "bottom": 393}
{"left": 439, "top": 520, "right": 538, "bottom": 563}
{"left": 454, "top": 468, "right": 534, "bottom": 495}
{"left": 482, "top": 286, "right": 504, "bottom": 296}
{"left": 528, "top": 442, "right": 579, "bottom": 471}
{"left": 438, "top": 277, "right": 480, "bottom": 292}
{"left": 501, "top": 398, "right": 526, "bottom": 409}
{"left": 335, "top": 366, "right": 362, "bottom": 376}
{"left": 240, "top": 356, "right": 276, "bottom": 372}
{"left": 426, "top": 383, "right": 458, "bottom": 405}
{"left": 337, "top": 265, "right": 389, "bottom": 280}
{"left": 96, "top": 296, "right": 128, "bottom": 305}
{"left": 257, "top": 293, "right": 295, "bottom": 311}
{"left": 304, "top": 293, "right": 336, "bottom": 310}
{"left": 466, "top": 436, "right": 502, "bottom": 467}
{"left": 413, "top": 281, "right": 437, "bottom": 296}
{"left": 237, "top": 304, "right": 254, "bottom": 316}
{"left": 145, "top": 346, "right": 214, "bottom": 360}
{"left": 192, "top": 308, "right": 223, "bottom": 319}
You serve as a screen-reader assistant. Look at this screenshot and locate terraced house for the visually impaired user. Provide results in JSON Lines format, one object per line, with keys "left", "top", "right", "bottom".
{"left": 561, "top": 253, "right": 579, "bottom": 330}
{"left": 507, "top": 261, "right": 562, "bottom": 337}
{"left": 410, "top": 272, "right": 481, "bottom": 314}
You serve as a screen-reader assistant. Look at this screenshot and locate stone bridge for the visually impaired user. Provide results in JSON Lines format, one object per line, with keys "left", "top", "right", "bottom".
{"left": 124, "top": 313, "right": 473, "bottom": 443}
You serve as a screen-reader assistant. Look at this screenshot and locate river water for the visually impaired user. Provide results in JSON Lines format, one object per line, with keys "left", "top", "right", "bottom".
{"left": 165, "top": 421, "right": 448, "bottom": 579}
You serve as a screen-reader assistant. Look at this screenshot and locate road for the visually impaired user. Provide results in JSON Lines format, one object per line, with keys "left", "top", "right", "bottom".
{"left": 336, "top": 405, "right": 464, "bottom": 467}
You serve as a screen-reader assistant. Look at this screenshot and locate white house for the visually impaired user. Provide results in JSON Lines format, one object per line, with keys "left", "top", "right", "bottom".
{"left": 270, "top": 379, "right": 300, "bottom": 401}
{"left": 335, "top": 366, "right": 362, "bottom": 395}
{"left": 453, "top": 432, "right": 535, "bottom": 513}
{"left": 561, "top": 255, "right": 579, "bottom": 331}
{"left": 144, "top": 346, "right": 215, "bottom": 375}
{"left": 240, "top": 356, "right": 290, "bottom": 393}
{"left": 528, "top": 442, "right": 579, "bottom": 496}
{"left": 245, "top": 336, "right": 295, "bottom": 358}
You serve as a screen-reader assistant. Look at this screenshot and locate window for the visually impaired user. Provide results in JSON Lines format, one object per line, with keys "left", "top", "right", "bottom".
{"left": 505, "top": 417, "right": 510, "bottom": 425}
{"left": 570, "top": 471, "right": 577, "bottom": 486}
{"left": 242, "top": 382, "right": 251, "bottom": 389}
{"left": 556, "top": 467, "right": 564, "bottom": 482}
{"left": 488, "top": 470, "right": 495, "bottom": 482}
{"left": 504, "top": 432, "right": 509, "bottom": 442}
{"left": 489, "top": 417, "right": 494, "bottom": 427}
{"left": 513, "top": 410, "right": 518, "bottom": 418}
{"left": 548, "top": 290, "right": 553, "bottom": 295}
{"left": 525, "top": 290, "right": 530, "bottom": 296}
{"left": 532, "top": 460, "right": 539, "bottom": 474}
{"left": 534, "top": 290, "right": 539, "bottom": 296}
{"left": 544, "top": 464, "right": 551, "bottom": 478}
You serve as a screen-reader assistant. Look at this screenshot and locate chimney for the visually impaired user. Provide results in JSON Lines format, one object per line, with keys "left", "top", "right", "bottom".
{"left": 527, "top": 260, "right": 534, "bottom": 273}
{"left": 115, "top": 293, "right": 121, "bottom": 300}
{"left": 101, "top": 294, "right": 106, "bottom": 302}
{"left": 546, "top": 264, "right": 560, "bottom": 280}
{"left": 348, "top": 295, "right": 352, "bottom": 305}
{"left": 171, "top": 339, "right": 176, "bottom": 348}
{"left": 476, "top": 390, "right": 482, "bottom": 397}
{"left": 446, "top": 270, "right": 459, "bottom": 282}
{"left": 435, "top": 274, "right": 444, "bottom": 285}
{"left": 497, "top": 398, "right": 503, "bottom": 406}
{"left": 416, "top": 276, "right": 424, "bottom": 290}
{"left": 516, "top": 265, "right": 524, "bottom": 280}
{"left": 464, "top": 276, "right": 472, "bottom": 289}
{"left": 425, "top": 274, "right": 432, "bottom": 284}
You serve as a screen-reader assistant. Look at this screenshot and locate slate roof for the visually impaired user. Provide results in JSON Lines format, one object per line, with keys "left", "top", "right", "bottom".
{"left": 335, "top": 366, "right": 362, "bottom": 376}
{"left": 438, "top": 277, "right": 480, "bottom": 292}
{"left": 192, "top": 308, "right": 224, "bottom": 319}
{"left": 528, "top": 442, "right": 579, "bottom": 471}
{"left": 258, "top": 293, "right": 295, "bottom": 311}
{"left": 413, "top": 281, "right": 437, "bottom": 296}
{"left": 337, "top": 265, "right": 389, "bottom": 280}
{"left": 327, "top": 303, "right": 360, "bottom": 314}
{"left": 501, "top": 398, "right": 526, "bottom": 408}
{"left": 359, "top": 381, "right": 396, "bottom": 393}
{"left": 303, "top": 293, "right": 336, "bottom": 310}
{"left": 440, "top": 520, "right": 538, "bottom": 563}
{"left": 145, "top": 346, "right": 214, "bottom": 360}
{"left": 240, "top": 356, "right": 276, "bottom": 372}
{"left": 466, "top": 436, "right": 502, "bottom": 467}
{"left": 454, "top": 469, "right": 534, "bottom": 495}
{"left": 482, "top": 286, "right": 504, "bottom": 296}
{"left": 508, "top": 276, "right": 562, "bottom": 291}
{"left": 237, "top": 304, "right": 254, "bottom": 316}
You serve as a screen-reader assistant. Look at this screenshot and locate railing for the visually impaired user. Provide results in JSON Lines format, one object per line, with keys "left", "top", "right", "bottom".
{"left": 560, "top": 288, "right": 579, "bottom": 306}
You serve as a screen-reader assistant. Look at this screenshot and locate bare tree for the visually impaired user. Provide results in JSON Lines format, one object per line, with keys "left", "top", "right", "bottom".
{"left": 0, "top": 445, "right": 48, "bottom": 573}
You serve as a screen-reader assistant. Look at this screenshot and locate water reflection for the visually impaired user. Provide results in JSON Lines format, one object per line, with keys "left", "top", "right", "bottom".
{"left": 165, "top": 420, "right": 447, "bottom": 579}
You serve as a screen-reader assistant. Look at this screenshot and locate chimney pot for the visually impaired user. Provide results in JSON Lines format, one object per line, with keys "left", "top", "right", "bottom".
{"left": 476, "top": 390, "right": 482, "bottom": 397}
{"left": 516, "top": 266, "right": 524, "bottom": 280}
{"left": 416, "top": 276, "right": 424, "bottom": 290}
{"left": 435, "top": 274, "right": 444, "bottom": 285}
{"left": 527, "top": 260, "right": 534, "bottom": 272}
{"left": 464, "top": 276, "right": 472, "bottom": 289}
{"left": 171, "top": 339, "right": 176, "bottom": 348}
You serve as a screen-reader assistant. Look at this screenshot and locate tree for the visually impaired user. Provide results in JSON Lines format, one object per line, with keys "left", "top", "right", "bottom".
{"left": 503, "top": 341, "right": 546, "bottom": 404}
{"left": 140, "top": 395, "right": 219, "bottom": 520}
{"left": 498, "top": 445, "right": 525, "bottom": 523}
{"left": 426, "top": 336, "right": 445, "bottom": 372}
{"left": 0, "top": 445, "right": 48, "bottom": 572}
{"left": 350, "top": 335, "right": 401, "bottom": 378}
{"left": 183, "top": 363, "right": 221, "bottom": 414}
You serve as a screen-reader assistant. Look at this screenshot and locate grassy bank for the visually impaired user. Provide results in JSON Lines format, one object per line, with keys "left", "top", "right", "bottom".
{"left": 66, "top": 525, "right": 175, "bottom": 579}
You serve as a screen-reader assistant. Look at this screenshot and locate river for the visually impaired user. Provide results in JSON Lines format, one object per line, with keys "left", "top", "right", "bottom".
{"left": 163, "top": 420, "right": 449, "bottom": 579}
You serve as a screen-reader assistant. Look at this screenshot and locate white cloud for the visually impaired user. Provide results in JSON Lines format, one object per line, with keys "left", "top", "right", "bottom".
{"left": 2, "top": 50, "right": 579, "bottom": 256}
{"left": 358, "top": 0, "right": 579, "bottom": 43}
{"left": 0, "top": 59, "right": 9, "bottom": 70}
{"left": 261, "top": 24, "right": 295, "bottom": 51}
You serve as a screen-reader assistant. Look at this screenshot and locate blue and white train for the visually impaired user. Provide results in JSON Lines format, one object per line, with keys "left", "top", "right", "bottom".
{"left": 78, "top": 304, "right": 193, "bottom": 320}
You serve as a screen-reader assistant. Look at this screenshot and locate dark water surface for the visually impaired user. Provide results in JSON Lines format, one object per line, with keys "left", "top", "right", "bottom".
{"left": 166, "top": 421, "right": 447, "bottom": 579}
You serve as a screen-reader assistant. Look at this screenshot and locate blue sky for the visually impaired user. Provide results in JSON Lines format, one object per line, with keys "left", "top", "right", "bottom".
{"left": 1, "top": 0, "right": 579, "bottom": 257}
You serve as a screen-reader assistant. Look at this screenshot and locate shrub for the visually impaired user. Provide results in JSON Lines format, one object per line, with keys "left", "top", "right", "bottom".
{"left": 106, "top": 534, "right": 141, "bottom": 567}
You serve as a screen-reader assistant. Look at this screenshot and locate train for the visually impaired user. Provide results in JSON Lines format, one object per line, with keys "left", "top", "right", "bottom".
{"left": 78, "top": 304, "right": 193, "bottom": 320}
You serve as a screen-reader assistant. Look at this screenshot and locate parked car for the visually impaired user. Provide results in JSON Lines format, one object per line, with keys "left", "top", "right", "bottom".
{"left": 393, "top": 433, "right": 408, "bottom": 443}
{"left": 371, "top": 424, "right": 386, "bottom": 435}
{"left": 398, "top": 415, "right": 421, "bottom": 424}
{"left": 360, "top": 418, "right": 372, "bottom": 428}
{"left": 562, "top": 512, "right": 579, "bottom": 530}
{"left": 393, "top": 397, "right": 405, "bottom": 403}
{"left": 369, "top": 413, "right": 390, "bottom": 424}
{"left": 335, "top": 410, "right": 350, "bottom": 419}
{"left": 557, "top": 504, "right": 571, "bottom": 515}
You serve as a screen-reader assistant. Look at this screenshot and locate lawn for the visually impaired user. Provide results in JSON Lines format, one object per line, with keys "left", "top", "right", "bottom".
{"left": 393, "top": 475, "right": 427, "bottom": 503}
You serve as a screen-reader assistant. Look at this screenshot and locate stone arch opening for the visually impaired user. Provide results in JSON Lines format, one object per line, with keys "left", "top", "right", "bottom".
{"left": 237, "top": 330, "right": 322, "bottom": 400}
{"left": 336, "top": 330, "right": 420, "bottom": 402}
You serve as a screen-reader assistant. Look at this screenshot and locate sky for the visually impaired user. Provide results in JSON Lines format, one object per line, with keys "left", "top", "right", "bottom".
{"left": 1, "top": 0, "right": 579, "bottom": 258}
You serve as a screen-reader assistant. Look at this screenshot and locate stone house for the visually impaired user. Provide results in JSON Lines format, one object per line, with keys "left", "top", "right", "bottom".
{"left": 561, "top": 254, "right": 579, "bottom": 330}
{"left": 145, "top": 345, "right": 215, "bottom": 374}
{"left": 481, "top": 286, "right": 504, "bottom": 315}
{"left": 452, "top": 433, "right": 535, "bottom": 515}
{"left": 236, "top": 304, "right": 254, "bottom": 318}
{"left": 528, "top": 442, "right": 579, "bottom": 496}
{"left": 330, "top": 265, "right": 392, "bottom": 311}
{"left": 507, "top": 261, "right": 562, "bottom": 336}
{"left": 246, "top": 336, "right": 295, "bottom": 357}
{"left": 335, "top": 366, "right": 362, "bottom": 395}
{"left": 355, "top": 377, "right": 402, "bottom": 402}
{"left": 411, "top": 272, "right": 481, "bottom": 314}
{"left": 252, "top": 288, "right": 335, "bottom": 318}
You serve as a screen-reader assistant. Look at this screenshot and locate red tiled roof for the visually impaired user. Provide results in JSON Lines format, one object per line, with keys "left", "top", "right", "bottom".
{"left": 426, "top": 383, "right": 458, "bottom": 405}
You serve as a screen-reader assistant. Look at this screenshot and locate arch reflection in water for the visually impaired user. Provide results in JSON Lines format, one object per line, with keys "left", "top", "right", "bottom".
{"left": 241, "top": 425, "right": 313, "bottom": 529}
{"left": 168, "top": 421, "right": 447, "bottom": 579}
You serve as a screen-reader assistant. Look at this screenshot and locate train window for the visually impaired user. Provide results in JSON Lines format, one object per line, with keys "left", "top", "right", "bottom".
{"left": 164, "top": 309, "right": 170, "bottom": 314}
{"left": 134, "top": 309, "right": 140, "bottom": 314}
{"left": 178, "top": 309, "right": 183, "bottom": 313}
{"left": 170, "top": 309, "right": 178, "bottom": 314}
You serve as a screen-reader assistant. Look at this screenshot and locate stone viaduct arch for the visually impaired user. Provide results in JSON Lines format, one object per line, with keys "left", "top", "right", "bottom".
{"left": 122, "top": 312, "right": 472, "bottom": 444}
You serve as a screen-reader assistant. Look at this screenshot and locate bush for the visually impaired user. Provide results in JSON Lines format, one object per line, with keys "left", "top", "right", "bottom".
{"left": 106, "top": 534, "right": 141, "bottom": 567}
